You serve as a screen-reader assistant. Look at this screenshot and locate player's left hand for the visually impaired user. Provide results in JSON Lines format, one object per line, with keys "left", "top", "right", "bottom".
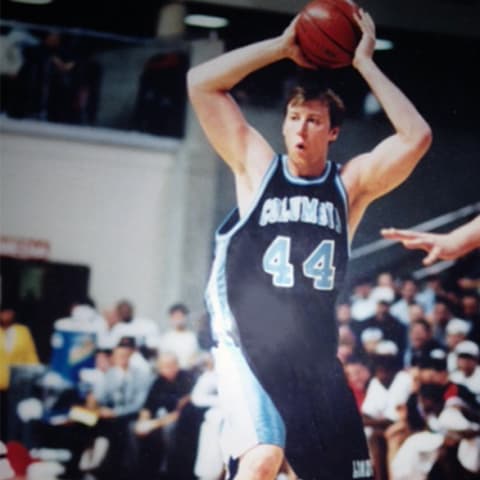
{"left": 281, "top": 15, "right": 317, "bottom": 69}
{"left": 352, "top": 9, "right": 376, "bottom": 68}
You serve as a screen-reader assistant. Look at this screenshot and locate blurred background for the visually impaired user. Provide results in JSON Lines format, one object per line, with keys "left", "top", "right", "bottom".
{"left": 1, "top": 1, "right": 479, "bottom": 479}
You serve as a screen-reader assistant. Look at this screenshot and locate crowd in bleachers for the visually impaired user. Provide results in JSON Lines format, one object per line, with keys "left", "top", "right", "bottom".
{"left": 1, "top": 268, "right": 480, "bottom": 480}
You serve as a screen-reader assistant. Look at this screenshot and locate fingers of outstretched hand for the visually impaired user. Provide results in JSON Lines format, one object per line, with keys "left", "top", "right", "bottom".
{"left": 381, "top": 228, "right": 425, "bottom": 241}
{"left": 423, "top": 245, "right": 442, "bottom": 266}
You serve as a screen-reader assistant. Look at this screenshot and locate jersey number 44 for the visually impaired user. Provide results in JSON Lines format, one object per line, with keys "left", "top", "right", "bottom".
{"left": 262, "top": 236, "right": 336, "bottom": 290}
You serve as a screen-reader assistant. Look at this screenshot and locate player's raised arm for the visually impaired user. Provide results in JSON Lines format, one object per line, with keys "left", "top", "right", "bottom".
{"left": 187, "top": 17, "right": 313, "bottom": 180}
{"left": 341, "top": 10, "right": 432, "bottom": 233}
{"left": 381, "top": 215, "right": 480, "bottom": 265}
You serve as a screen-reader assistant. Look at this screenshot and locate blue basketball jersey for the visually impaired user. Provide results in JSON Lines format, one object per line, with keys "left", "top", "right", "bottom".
{"left": 206, "top": 154, "right": 350, "bottom": 369}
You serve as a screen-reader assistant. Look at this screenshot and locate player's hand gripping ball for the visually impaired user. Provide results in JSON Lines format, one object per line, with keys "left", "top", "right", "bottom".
{"left": 295, "top": 0, "right": 361, "bottom": 68}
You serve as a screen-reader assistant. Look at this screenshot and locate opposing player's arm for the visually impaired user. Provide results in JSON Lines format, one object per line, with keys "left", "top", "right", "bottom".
{"left": 381, "top": 215, "right": 480, "bottom": 265}
{"left": 187, "top": 16, "right": 314, "bottom": 183}
{"left": 341, "top": 11, "right": 432, "bottom": 235}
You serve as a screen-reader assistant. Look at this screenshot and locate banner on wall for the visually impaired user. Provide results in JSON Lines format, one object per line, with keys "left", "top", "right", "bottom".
{"left": 0, "top": 236, "right": 50, "bottom": 260}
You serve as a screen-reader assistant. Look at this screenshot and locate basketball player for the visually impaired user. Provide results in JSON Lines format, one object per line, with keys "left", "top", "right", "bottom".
{"left": 382, "top": 214, "right": 480, "bottom": 265}
{"left": 187, "top": 9, "right": 431, "bottom": 480}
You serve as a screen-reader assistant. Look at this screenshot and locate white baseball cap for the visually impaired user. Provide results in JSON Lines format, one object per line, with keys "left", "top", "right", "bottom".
{"left": 455, "top": 340, "right": 479, "bottom": 359}
{"left": 446, "top": 318, "right": 471, "bottom": 336}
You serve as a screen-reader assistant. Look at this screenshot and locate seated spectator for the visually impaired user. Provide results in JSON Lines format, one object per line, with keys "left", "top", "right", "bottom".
{"left": 390, "top": 278, "right": 426, "bottom": 326}
{"left": 370, "top": 272, "right": 396, "bottom": 305}
{"left": 78, "top": 348, "right": 112, "bottom": 401}
{"left": 445, "top": 319, "right": 472, "bottom": 372}
{"left": 0, "top": 304, "right": 39, "bottom": 390}
{"left": 404, "top": 319, "right": 443, "bottom": 368}
{"left": 337, "top": 325, "right": 360, "bottom": 364}
{"left": 344, "top": 357, "right": 371, "bottom": 412}
{"left": 361, "top": 341, "right": 412, "bottom": 480}
{"left": 415, "top": 274, "right": 445, "bottom": 316}
{"left": 88, "top": 336, "right": 152, "bottom": 479}
{"left": 407, "top": 302, "right": 426, "bottom": 325}
{"left": 350, "top": 279, "right": 376, "bottom": 322}
{"left": 191, "top": 353, "right": 224, "bottom": 480}
{"left": 154, "top": 303, "right": 201, "bottom": 370}
{"left": 360, "top": 327, "right": 383, "bottom": 364}
{"left": 358, "top": 300, "right": 407, "bottom": 359}
{"left": 429, "top": 298, "right": 456, "bottom": 346}
{"left": 461, "top": 292, "right": 480, "bottom": 345}
{"left": 113, "top": 300, "right": 159, "bottom": 353}
{"left": 134, "top": 351, "right": 195, "bottom": 478}
{"left": 336, "top": 303, "right": 353, "bottom": 327}
{"left": 449, "top": 340, "right": 480, "bottom": 395}
{"left": 1, "top": 303, "right": 39, "bottom": 440}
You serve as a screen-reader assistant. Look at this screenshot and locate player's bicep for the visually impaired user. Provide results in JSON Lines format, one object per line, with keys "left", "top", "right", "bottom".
{"left": 344, "top": 133, "right": 430, "bottom": 203}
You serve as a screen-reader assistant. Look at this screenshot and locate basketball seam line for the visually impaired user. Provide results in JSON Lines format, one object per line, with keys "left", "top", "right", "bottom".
{"left": 303, "top": 10, "right": 357, "bottom": 56}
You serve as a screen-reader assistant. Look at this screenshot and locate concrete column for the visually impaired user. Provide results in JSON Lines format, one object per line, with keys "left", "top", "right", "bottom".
{"left": 161, "top": 38, "right": 224, "bottom": 323}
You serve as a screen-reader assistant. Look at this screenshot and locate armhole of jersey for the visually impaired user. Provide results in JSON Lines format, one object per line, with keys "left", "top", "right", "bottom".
{"left": 334, "top": 164, "right": 352, "bottom": 257}
{"left": 216, "top": 154, "right": 279, "bottom": 240}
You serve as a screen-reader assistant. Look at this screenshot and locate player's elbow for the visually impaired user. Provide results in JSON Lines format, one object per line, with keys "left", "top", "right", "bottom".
{"left": 407, "top": 120, "right": 432, "bottom": 158}
{"left": 417, "top": 122, "right": 433, "bottom": 152}
{"left": 187, "top": 66, "right": 203, "bottom": 97}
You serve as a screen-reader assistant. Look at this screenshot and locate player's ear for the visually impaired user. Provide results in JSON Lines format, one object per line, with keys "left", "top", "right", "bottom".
{"left": 329, "top": 126, "right": 340, "bottom": 143}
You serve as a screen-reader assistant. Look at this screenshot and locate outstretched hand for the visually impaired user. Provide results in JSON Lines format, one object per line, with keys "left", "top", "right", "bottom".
{"left": 281, "top": 15, "right": 317, "bottom": 69}
{"left": 381, "top": 228, "right": 458, "bottom": 266}
{"left": 352, "top": 8, "right": 376, "bottom": 68}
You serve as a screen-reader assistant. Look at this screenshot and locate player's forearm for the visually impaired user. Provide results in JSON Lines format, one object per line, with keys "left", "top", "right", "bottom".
{"left": 449, "top": 215, "right": 480, "bottom": 257}
{"left": 187, "top": 36, "right": 287, "bottom": 94}
{"left": 354, "top": 58, "right": 432, "bottom": 147}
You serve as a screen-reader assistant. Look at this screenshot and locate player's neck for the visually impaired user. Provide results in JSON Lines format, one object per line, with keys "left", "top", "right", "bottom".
{"left": 287, "top": 156, "right": 328, "bottom": 179}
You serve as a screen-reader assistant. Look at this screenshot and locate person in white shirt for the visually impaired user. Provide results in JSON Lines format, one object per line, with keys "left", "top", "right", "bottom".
{"left": 157, "top": 304, "right": 200, "bottom": 370}
{"left": 445, "top": 319, "right": 471, "bottom": 372}
{"left": 449, "top": 340, "right": 480, "bottom": 396}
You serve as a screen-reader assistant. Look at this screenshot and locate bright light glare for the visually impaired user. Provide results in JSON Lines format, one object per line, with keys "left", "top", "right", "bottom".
{"left": 8, "top": 0, "right": 53, "bottom": 4}
{"left": 184, "top": 14, "right": 229, "bottom": 29}
{"left": 375, "top": 38, "right": 394, "bottom": 51}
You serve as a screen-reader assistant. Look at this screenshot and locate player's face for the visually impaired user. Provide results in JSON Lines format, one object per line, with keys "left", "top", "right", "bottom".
{"left": 282, "top": 100, "right": 339, "bottom": 172}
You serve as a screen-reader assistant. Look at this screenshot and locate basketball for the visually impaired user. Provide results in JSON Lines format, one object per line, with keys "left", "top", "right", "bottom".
{"left": 295, "top": 0, "right": 361, "bottom": 68}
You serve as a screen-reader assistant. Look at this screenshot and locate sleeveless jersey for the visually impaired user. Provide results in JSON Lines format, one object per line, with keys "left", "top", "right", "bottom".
{"left": 205, "top": 154, "right": 350, "bottom": 373}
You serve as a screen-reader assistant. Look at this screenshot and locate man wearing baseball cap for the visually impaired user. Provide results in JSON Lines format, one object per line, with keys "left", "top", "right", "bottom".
{"left": 450, "top": 340, "right": 480, "bottom": 396}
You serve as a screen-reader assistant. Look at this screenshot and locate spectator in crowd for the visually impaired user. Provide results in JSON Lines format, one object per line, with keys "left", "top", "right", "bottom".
{"left": 0, "top": 303, "right": 39, "bottom": 440}
{"left": 445, "top": 318, "right": 472, "bottom": 372}
{"left": 337, "top": 324, "right": 360, "bottom": 364}
{"left": 404, "top": 319, "right": 443, "bottom": 367}
{"left": 406, "top": 302, "right": 426, "bottom": 325}
{"left": 430, "top": 298, "right": 456, "bottom": 346}
{"left": 156, "top": 303, "right": 200, "bottom": 370}
{"left": 461, "top": 292, "right": 480, "bottom": 345}
{"left": 114, "top": 300, "right": 159, "bottom": 353}
{"left": 344, "top": 357, "right": 371, "bottom": 413}
{"left": 191, "top": 353, "right": 224, "bottom": 480}
{"left": 79, "top": 347, "right": 113, "bottom": 401}
{"left": 357, "top": 300, "right": 407, "bottom": 359}
{"left": 350, "top": 279, "right": 377, "bottom": 322}
{"left": 390, "top": 278, "right": 425, "bottom": 326}
{"left": 416, "top": 274, "right": 445, "bottom": 316}
{"left": 360, "top": 327, "right": 384, "bottom": 362}
{"left": 90, "top": 336, "right": 152, "bottom": 479}
{"left": 361, "top": 341, "right": 412, "bottom": 480}
{"left": 370, "top": 272, "right": 396, "bottom": 305}
{"left": 134, "top": 351, "right": 195, "bottom": 478}
{"left": 449, "top": 340, "right": 480, "bottom": 395}
{"left": 336, "top": 302, "right": 353, "bottom": 327}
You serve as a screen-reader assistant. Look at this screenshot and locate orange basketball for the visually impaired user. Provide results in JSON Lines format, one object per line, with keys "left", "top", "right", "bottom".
{"left": 295, "top": 0, "right": 361, "bottom": 68}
